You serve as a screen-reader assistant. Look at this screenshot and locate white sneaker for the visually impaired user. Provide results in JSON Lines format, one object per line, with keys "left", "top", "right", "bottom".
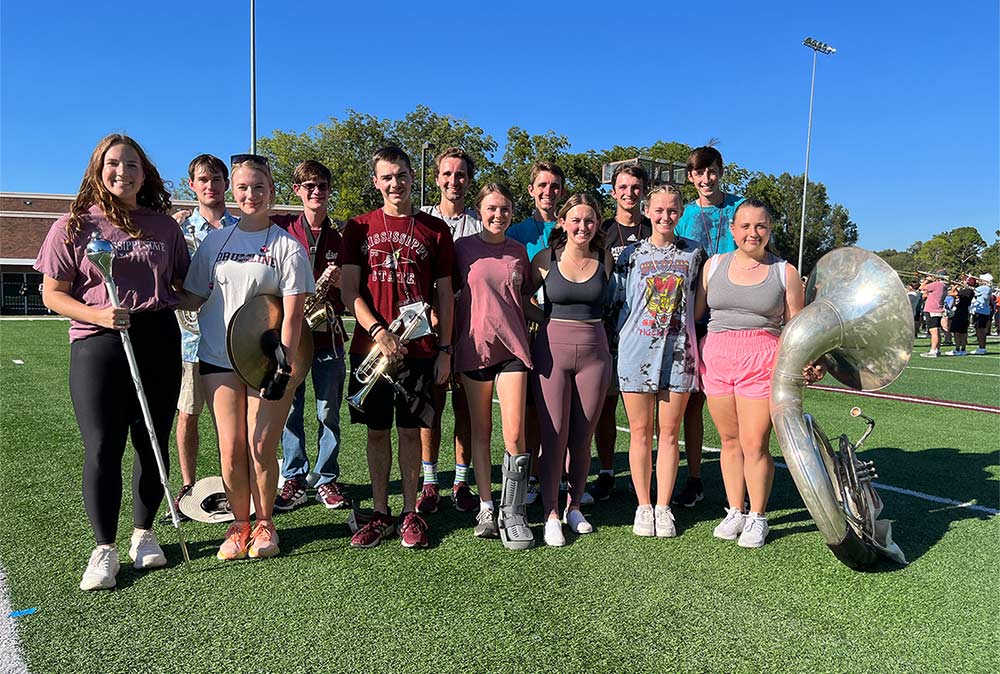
{"left": 974, "top": 348, "right": 987, "bottom": 355}
{"left": 579, "top": 491, "right": 595, "bottom": 506}
{"left": 654, "top": 505, "right": 676, "bottom": 538}
{"left": 563, "top": 508, "right": 593, "bottom": 534}
{"left": 129, "top": 529, "right": 167, "bottom": 569}
{"left": 633, "top": 505, "right": 654, "bottom": 536}
{"left": 525, "top": 480, "right": 540, "bottom": 506}
{"left": 919, "top": 350, "right": 940, "bottom": 358}
{"left": 80, "top": 546, "right": 119, "bottom": 591}
{"left": 738, "top": 512, "right": 770, "bottom": 548}
{"left": 544, "top": 518, "right": 566, "bottom": 547}
{"left": 713, "top": 507, "right": 746, "bottom": 540}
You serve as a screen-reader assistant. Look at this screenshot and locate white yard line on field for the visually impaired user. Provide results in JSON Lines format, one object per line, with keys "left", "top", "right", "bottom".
{"left": 809, "top": 385, "right": 1000, "bottom": 414}
{"left": 0, "top": 565, "right": 29, "bottom": 674}
{"left": 906, "top": 366, "right": 1000, "bottom": 377}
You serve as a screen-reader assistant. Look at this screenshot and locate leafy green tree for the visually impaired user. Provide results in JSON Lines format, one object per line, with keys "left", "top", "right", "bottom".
{"left": 979, "top": 230, "right": 1000, "bottom": 281}
{"left": 914, "top": 227, "right": 986, "bottom": 276}
{"left": 875, "top": 248, "right": 919, "bottom": 275}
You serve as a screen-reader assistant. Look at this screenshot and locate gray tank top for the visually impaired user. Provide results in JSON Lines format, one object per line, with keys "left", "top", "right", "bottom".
{"left": 706, "top": 252, "right": 786, "bottom": 335}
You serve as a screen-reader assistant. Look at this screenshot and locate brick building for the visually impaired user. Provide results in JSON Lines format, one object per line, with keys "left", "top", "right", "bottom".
{"left": 0, "top": 192, "right": 303, "bottom": 315}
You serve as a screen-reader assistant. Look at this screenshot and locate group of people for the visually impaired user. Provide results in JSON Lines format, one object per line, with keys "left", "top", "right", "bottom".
{"left": 36, "top": 135, "right": 814, "bottom": 592}
{"left": 909, "top": 272, "right": 995, "bottom": 357}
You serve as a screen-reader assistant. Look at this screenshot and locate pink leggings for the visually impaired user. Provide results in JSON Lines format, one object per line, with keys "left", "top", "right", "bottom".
{"left": 531, "top": 321, "right": 612, "bottom": 514}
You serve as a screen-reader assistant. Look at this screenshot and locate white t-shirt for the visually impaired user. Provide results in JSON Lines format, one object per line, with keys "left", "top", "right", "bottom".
{"left": 184, "top": 224, "right": 315, "bottom": 368}
{"left": 420, "top": 205, "right": 482, "bottom": 240}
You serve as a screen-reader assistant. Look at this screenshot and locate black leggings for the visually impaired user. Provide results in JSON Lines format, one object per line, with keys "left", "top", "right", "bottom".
{"left": 69, "top": 310, "right": 181, "bottom": 545}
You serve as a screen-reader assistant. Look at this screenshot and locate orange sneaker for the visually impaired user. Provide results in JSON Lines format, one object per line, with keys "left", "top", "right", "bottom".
{"left": 216, "top": 521, "right": 252, "bottom": 561}
{"left": 248, "top": 520, "right": 280, "bottom": 559}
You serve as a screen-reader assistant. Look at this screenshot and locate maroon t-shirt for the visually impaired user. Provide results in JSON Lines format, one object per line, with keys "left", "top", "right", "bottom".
{"left": 34, "top": 205, "right": 190, "bottom": 341}
{"left": 340, "top": 208, "right": 454, "bottom": 359}
{"left": 271, "top": 212, "right": 346, "bottom": 353}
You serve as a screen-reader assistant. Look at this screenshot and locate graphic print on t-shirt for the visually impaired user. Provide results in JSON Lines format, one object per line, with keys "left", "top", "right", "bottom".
{"left": 638, "top": 258, "right": 690, "bottom": 338}
{"left": 363, "top": 229, "right": 430, "bottom": 298}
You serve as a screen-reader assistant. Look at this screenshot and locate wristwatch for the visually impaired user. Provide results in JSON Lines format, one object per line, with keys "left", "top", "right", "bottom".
{"left": 436, "top": 344, "right": 453, "bottom": 354}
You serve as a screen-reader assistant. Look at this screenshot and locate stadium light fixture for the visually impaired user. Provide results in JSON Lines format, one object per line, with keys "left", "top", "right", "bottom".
{"left": 798, "top": 36, "right": 836, "bottom": 274}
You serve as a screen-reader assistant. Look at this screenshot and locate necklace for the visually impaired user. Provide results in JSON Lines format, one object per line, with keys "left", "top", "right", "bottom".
{"left": 735, "top": 252, "right": 767, "bottom": 271}
{"left": 381, "top": 209, "right": 415, "bottom": 269}
{"left": 562, "top": 249, "right": 593, "bottom": 272}
{"left": 209, "top": 222, "right": 273, "bottom": 291}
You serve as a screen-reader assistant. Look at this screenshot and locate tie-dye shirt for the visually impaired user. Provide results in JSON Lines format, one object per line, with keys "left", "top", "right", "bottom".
{"left": 611, "top": 236, "right": 704, "bottom": 393}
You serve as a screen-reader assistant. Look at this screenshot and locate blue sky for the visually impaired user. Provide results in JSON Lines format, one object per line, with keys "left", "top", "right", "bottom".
{"left": 1, "top": 1, "right": 996, "bottom": 252}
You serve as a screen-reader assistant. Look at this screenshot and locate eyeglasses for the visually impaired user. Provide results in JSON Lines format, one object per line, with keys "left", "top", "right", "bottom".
{"left": 298, "top": 182, "right": 330, "bottom": 193}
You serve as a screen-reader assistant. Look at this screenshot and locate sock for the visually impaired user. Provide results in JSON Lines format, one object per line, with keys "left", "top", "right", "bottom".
{"left": 480, "top": 500, "right": 494, "bottom": 513}
{"left": 422, "top": 461, "right": 438, "bottom": 485}
{"left": 599, "top": 469, "right": 614, "bottom": 476}
{"left": 454, "top": 463, "right": 469, "bottom": 484}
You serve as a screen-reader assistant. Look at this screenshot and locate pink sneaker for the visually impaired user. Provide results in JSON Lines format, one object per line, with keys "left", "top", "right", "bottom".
{"left": 217, "top": 521, "right": 252, "bottom": 561}
{"left": 248, "top": 520, "right": 280, "bottom": 559}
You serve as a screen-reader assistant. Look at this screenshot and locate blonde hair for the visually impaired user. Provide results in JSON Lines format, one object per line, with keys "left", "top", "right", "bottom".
{"left": 231, "top": 159, "right": 277, "bottom": 207}
{"left": 646, "top": 184, "right": 683, "bottom": 202}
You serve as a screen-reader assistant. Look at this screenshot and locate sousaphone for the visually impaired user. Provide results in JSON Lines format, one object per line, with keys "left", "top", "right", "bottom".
{"left": 227, "top": 295, "right": 313, "bottom": 391}
{"left": 770, "top": 247, "right": 912, "bottom": 569}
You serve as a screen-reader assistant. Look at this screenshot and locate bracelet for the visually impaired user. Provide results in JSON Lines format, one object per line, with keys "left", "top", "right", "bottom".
{"left": 368, "top": 323, "right": 385, "bottom": 338}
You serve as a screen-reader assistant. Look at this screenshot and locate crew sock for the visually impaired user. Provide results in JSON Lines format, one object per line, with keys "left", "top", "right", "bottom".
{"left": 422, "top": 461, "right": 438, "bottom": 485}
{"left": 454, "top": 463, "right": 469, "bottom": 484}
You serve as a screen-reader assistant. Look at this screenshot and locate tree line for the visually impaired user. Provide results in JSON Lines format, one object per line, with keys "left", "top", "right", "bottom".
{"left": 175, "top": 104, "right": 860, "bottom": 273}
{"left": 875, "top": 227, "right": 999, "bottom": 284}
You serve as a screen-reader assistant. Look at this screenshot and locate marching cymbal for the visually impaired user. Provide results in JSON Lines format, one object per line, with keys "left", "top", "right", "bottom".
{"left": 226, "top": 294, "right": 313, "bottom": 391}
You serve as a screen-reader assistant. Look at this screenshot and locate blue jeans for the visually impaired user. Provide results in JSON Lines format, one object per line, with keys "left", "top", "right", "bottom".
{"left": 281, "top": 349, "right": 345, "bottom": 485}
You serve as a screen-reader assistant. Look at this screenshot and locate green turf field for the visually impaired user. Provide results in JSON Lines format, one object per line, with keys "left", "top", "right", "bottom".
{"left": 1, "top": 321, "right": 997, "bottom": 673}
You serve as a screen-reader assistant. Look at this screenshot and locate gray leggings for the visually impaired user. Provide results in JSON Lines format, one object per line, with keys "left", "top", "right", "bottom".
{"left": 531, "top": 321, "right": 611, "bottom": 514}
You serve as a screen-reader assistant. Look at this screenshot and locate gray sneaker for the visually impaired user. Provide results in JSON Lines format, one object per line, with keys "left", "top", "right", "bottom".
{"left": 738, "top": 512, "right": 769, "bottom": 548}
{"left": 633, "top": 505, "right": 655, "bottom": 537}
{"left": 80, "top": 546, "right": 119, "bottom": 591}
{"left": 713, "top": 507, "right": 746, "bottom": 540}
{"left": 474, "top": 508, "right": 499, "bottom": 538}
{"left": 129, "top": 529, "right": 166, "bottom": 569}
{"left": 525, "top": 480, "right": 541, "bottom": 506}
{"left": 654, "top": 505, "right": 676, "bottom": 538}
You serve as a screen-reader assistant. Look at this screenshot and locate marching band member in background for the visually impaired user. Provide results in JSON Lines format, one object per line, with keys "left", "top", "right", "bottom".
{"left": 340, "top": 146, "right": 455, "bottom": 549}
{"left": 946, "top": 279, "right": 974, "bottom": 356}
{"left": 184, "top": 156, "right": 314, "bottom": 561}
{"left": 416, "top": 147, "right": 481, "bottom": 515}
{"left": 695, "top": 198, "right": 805, "bottom": 549}
{"left": 589, "top": 164, "right": 653, "bottom": 503}
{"left": 170, "top": 154, "right": 239, "bottom": 513}
{"left": 271, "top": 160, "right": 351, "bottom": 512}
{"left": 919, "top": 271, "right": 947, "bottom": 357}
{"left": 529, "top": 193, "right": 612, "bottom": 546}
{"left": 36, "top": 134, "right": 189, "bottom": 590}
{"left": 507, "top": 161, "right": 566, "bottom": 505}
{"left": 971, "top": 274, "right": 993, "bottom": 354}
{"left": 612, "top": 185, "right": 703, "bottom": 538}
{"left": 672, "top": 146, "right": 744, "bottom": 511}
{"left": 453, "top": 183, "right": 535, "bottom": 548}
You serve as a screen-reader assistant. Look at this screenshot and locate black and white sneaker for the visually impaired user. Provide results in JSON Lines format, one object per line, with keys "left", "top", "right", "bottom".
{"left": 671, "top": 479, "right": 704, "bottom": 508}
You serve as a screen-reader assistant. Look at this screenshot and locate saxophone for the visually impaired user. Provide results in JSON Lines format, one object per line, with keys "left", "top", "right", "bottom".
{"left": 177, "top": 223, "right": 201, "bottom": 333}
{"left": 304, "top": 265, "right": 337, "bottom": 331}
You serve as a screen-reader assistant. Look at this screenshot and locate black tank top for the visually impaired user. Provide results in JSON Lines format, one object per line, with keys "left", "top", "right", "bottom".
{"left": 543, "top": 248, "right": 607, "bottom": 321}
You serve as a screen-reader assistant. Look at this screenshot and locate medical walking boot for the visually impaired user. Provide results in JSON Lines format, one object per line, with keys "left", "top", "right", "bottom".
{"left": 498, "top": 452, "right": 536, "bottom": 550}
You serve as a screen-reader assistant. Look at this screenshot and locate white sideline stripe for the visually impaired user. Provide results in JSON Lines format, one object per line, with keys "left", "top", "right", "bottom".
{"left": 0, "top": 565, "right": 29, "bottom": 674}
{"left": 810, "top": 385, "right": 1000, "bottom": 413}
{"left": 907, "top": 366, "right": 1000, "bottom": 377}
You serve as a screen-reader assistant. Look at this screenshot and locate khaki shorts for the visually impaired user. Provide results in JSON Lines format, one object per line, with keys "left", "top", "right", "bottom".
{"left": 177, "top": 361, "right": 205, "bottom": 415}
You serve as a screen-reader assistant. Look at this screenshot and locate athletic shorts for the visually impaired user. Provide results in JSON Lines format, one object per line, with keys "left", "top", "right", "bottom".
{"left": 925, "top": 313, "right": 943, "bottom": 329}
{"left": 460, "top": 358, "right": 528, "bottom": 382}
{"left": 700, "top": 329, "right": 779, "bottom": 399}
{"left": 177, "top": 361, "right": 205, "bottom": 415}
{"left": 347, "top": 354, "right": 435, "bottom": 430}
{"left": 974, "top": 313, "right": 991, "bottom": 329}
{"left": 199, "top": 360, "right": 234, "bottom": 376}
{"left": 950, "top": 313, "right": 970, "bottom": 334}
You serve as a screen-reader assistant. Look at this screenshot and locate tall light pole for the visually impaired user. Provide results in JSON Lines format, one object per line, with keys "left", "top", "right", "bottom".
{"left": 798, "top": 37, "right": 836, "bottom": 274}
{"left": 250, "top": 0, "right": 257, "bottom": 154}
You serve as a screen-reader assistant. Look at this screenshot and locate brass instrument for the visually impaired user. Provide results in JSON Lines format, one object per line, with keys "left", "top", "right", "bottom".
{"left": 770, "top": 247, "right": 911, "bottom": 570}
{"left": 347, "top": 302, "right": 432, "bottom": 411}
{"left": 177, "top": 223, "right": 201, "bottom": 334}
{"left": 304, "top": 266, "right": 337, "bottom": 331}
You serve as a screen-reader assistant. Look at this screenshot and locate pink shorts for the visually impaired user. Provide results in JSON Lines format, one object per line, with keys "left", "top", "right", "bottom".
{"left": 699, "top": 330, "right": 779, "bottom": 399}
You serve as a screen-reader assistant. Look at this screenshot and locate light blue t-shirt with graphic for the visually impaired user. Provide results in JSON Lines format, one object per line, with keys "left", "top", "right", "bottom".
{"left": 675, "top": 193, "right": 743, "bottom": 257}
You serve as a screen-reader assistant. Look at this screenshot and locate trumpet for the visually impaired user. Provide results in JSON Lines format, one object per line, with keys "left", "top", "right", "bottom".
{"left": 347, "top": 302, "right": 432, "bottom": 411}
